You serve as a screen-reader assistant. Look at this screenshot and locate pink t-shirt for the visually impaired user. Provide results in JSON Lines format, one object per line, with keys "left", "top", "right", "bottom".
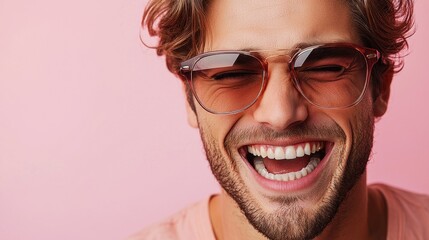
{"left": 371, "top": 184, "right": 429, "bottom": 239}
{"left": 129, "top": 198, "right": 215, "bottom": 240}
{"left": 130, "top": 184, "right": 429, "bottom": 240}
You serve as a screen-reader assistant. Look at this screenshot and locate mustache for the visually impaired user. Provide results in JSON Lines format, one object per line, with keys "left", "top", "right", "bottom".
{"left": 225, "top": 122, "right": 345, "bottom": 146}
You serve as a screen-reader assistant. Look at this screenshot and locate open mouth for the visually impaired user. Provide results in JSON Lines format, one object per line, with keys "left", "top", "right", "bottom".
{"left": 243, "top": 142, "right": 327, "bottom": 182}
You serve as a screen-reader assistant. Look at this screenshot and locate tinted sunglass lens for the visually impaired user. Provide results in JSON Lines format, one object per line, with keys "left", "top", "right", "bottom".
{"left": 292, "top": 46, "right": 368, "bottom": 108}
{"left": 191, "top": 53, "right": 264, "bottom": 114}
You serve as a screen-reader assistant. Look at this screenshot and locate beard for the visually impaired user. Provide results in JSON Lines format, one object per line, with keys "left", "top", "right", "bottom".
{"left": 197, "top": 110, "right": 374, "bottom": 240}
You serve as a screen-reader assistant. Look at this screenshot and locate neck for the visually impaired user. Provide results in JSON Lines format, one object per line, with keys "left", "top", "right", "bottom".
{"left": 209, "top": 172, "right": 387, "bottom": 240}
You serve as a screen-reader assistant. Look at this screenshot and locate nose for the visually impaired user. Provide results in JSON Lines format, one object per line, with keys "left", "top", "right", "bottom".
{"left": 252, "top": 64, "right": 308, "bottom": 131}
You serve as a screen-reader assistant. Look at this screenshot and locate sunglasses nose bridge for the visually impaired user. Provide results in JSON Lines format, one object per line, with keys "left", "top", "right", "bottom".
{"left": 263, "top": 53, "right": 292, "bottom": 62}
{"left": 262, "top": 53, "right": 293, "bottom": 80}
{"left": 263, "top": 53, "right": 292, "bottom": 74}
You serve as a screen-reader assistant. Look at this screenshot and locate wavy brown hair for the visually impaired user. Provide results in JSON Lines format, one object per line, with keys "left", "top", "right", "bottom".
{"left": 142, "top": 0, "right": 414, "bottom": 105}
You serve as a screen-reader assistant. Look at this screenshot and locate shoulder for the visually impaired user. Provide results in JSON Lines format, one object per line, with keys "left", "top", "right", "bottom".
{"left": 127, "top": 196, "right": 215, "bottom": 240}
{"left": 370, "top": 183, "right": 429, "bottom": 210}
{"left": 369, "top": 184, "right": 429, "bottom": 239}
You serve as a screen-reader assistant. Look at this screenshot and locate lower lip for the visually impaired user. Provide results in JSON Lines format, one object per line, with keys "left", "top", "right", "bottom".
{"left": 242, "top": 143, "right": 333, "bottom": 193}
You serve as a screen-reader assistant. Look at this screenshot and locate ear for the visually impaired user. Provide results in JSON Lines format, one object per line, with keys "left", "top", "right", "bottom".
{"left": 373, "top": 67, "right": 393, "bottom": 117}
{"left": 182, "top": 83, "right": 198, "bottom": 128}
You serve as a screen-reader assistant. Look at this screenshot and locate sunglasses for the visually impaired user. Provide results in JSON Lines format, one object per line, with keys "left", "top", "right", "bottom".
{"left": 180, "top": 43, "right": 380, "bottom": 114}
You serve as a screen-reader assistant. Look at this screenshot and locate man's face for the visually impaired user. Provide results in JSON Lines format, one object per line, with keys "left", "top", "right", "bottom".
{"left": 187, "top": 0, "right": 383, "bottom": 239}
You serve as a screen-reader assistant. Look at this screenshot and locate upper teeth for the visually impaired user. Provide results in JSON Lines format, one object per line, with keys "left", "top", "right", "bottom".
{"left": 247, "top": 142, "right": 324, "bottom": 160}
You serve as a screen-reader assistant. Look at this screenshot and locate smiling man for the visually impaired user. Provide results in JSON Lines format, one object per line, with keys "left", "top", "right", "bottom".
{"left": 134, "top": 0, "right": 429, "bottom": 239}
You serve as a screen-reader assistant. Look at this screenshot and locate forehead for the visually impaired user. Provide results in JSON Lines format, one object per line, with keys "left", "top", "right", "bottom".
{"left": 205, "top": 0, "right": 358, "bottom": 51}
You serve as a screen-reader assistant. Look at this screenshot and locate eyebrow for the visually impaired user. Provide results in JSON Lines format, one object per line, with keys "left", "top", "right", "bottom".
{"left": 294, "top": 41, "right": 325, "bottom": 49}
{"left": 237, "top": 41, "right": 327, "bottom": 52}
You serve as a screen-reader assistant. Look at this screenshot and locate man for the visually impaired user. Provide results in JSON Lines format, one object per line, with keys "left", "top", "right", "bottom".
{"left": 133, "top": 0, "right": 429, "bottom": 239}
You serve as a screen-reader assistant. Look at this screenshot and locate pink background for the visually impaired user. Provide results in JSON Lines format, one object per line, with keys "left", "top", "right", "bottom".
{"left": 0, "top": 0, "right": 428, "bottom": 239}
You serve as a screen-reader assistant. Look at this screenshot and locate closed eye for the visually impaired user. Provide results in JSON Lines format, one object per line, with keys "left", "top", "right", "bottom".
{"left": 212, "top": 70, "right": 261, "bottom": 81}
{"left": 303, "top": 65, "right": 345, "bottom": 74}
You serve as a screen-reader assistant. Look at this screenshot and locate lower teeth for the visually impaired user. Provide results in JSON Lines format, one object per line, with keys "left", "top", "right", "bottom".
{"left": 254, "top": 157, "right": 321, "bottom": 181}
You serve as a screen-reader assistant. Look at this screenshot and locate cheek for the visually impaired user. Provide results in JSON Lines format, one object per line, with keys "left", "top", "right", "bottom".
{"left": 331, "top": 92, "right": 374, "bottom": 137}
{"left": 196, "top": 109, "right": 241, "bottom": 145}
{"left": 328, "top": 97, "right": 375, "bottom": 166}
